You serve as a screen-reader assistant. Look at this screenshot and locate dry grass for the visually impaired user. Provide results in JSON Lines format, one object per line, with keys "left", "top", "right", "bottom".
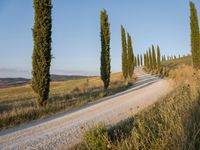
{"left": 78, "top": 65, "right": 200, "bottom": 150}
{"left": 0, "top": 72, "right": 136, "bottom": 131}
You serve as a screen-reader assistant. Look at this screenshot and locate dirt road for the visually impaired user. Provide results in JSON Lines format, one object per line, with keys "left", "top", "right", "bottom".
{"left": 0, "top": 68, "right": 171, "bottom": 150}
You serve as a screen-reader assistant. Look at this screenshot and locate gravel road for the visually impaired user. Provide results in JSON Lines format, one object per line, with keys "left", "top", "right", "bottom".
{"left": 0, "top": 68, "right": 171, "bottom": 150}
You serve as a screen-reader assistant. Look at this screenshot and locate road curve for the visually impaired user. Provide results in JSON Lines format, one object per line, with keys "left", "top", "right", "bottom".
{"left": 0, "top": 68, "right": 170, "bottom": 150}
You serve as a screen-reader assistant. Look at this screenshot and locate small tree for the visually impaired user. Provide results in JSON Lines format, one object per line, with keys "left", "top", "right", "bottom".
{"left": 127, "top": 33, "right": 134, "bottom": 78}
{"left": 140, "top": 54, "right": 143, "bottom": 66}
{"left": 121, "top": 25, "right": 128, "bottom": 81}
{"left": 137, "top": 54, "right": 140, "bottom": 67}
{"left": 152, "top": 45, "right": 156, "bottom": 69}
{"left": 190, "top": 1, "right": 200, "bottom": 69}
{"left": 144, "top": 53, "right": 146, "bottom": 67}
{"left": 100, "top": 9, "right": 111, "bottom": 90}
{"left": 149, "top": 48, "right": 153, "bottom": 70}
{"left": 134, "top": 56, "right": 137, "bottom": 67}
{"left": 32, "top": 0, "right": 52, "bottom": 107}
{"left": 146, "top": 51, "right": 150, "bottom": 69}
{"left": 157, "top": 45, "right": 161, "bottom": 69}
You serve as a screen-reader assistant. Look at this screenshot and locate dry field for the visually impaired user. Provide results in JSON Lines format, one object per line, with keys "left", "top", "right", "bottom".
{"left": 0, "top": 72, "right": 136, "bottom": 131}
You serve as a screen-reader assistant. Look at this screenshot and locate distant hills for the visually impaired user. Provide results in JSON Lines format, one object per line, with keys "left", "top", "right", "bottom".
{"left": 50, "top": 74, "right": 89, "bottom": 82}
{"left": 0, "top": 74, "right": 90, "bottom": 88}
{"left": 0, "top": 78, "right": 30, "bottom": 88}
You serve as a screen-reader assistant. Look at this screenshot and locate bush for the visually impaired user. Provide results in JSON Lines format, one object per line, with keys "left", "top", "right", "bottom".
{"left": 83, "top": 124, "right": 110, "bottom": 150}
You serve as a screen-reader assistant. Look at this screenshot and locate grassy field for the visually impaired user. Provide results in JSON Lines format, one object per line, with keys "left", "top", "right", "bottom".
{"left": 77, "top": 57, "right": 200, "bottom": 150}
{"left": 0, "top": 72, "right": 136, "bottom": 131}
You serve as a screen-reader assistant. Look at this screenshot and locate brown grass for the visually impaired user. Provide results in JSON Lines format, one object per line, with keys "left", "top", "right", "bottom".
{"left": 0, "top": 72, "right": 136, "bottom": 131}
{"left": 78, "top": 65, "right": 200, "bottom": 150}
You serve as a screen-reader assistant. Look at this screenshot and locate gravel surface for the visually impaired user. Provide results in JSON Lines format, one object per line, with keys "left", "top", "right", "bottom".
{"left": 0, "top": 68, "right": 171, "bottom": 150}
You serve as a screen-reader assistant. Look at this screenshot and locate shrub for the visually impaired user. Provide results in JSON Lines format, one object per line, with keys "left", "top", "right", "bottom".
{"left": 83, "top": 124, "right": 110, "bottom": 150}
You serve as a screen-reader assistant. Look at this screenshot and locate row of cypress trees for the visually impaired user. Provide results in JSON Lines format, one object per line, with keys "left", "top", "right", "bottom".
{"left": 32, "top": 5, "right": 135, "bottom": 106}
{"left": 190, "top": 1, "right": 200, "bottom": 69}
{"left": 30, "top": 1, "right": 200, "bottom": 106}
{"left": 161, "top": 55, "right": 179, "bottom": 61}
{"left": 134, "top": 54, "right": 143, "bottom": 67}
{"left": 144, "top": 45, "right": 161, "bottom": 70}
{"left": 100, "top": 10, "right": 135, "bottom": 90}
{"left": 121, "top": 25, "right": 134, "bottom": 82}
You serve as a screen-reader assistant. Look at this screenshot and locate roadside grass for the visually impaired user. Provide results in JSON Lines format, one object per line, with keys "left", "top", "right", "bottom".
{"left": 0, "top": 73, "right": 136, "bottom": 131}
{"left": 77, "top": 65, "right": 200, "bottom": 150}
{"left": 143, "top": 55, "right": 192, "bottom": 78}
{"left": 162, "top": 55, "right": 192, "bottom": 67}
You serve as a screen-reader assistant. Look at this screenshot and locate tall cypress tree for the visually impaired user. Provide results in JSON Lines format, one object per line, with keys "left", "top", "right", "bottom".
{"left": 32, "top": 0, "right": 52, "bottom": 107}
{"left": 140, "top": 54, "right": 143, "bottom": 66}
{"left": 146, "top": 51, "right": 150, "bottom": 69}
{"left": 134, "top": 56, "right": 137, "bottom": 67}
{"left": 121, "top": 25, "right": 128, "bottom": 80}
{"left": 190, "top": 1, "right": 200, "bottom": 69}
{"left": 137, "top": 54, "right": 140, "bottom": 67}
{"left": 152, "top": 45, "right": 156, "bottom": 69}
{"left": 127, "top": 33, "right": 134, "bottom": 78}
{"left": 144, "top": 53, "right": 146, "bottom": 67}
{"left": 100, "top": 9, "right": 111, "bottom": 90}
{"left": 149, "top": 48, "right": 153, "bottom": 70}
{"left": 157, "top": 45, "right": 161, "bottom": 69}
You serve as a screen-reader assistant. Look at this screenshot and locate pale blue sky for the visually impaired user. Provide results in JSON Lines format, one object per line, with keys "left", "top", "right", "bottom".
{"left": 0, "top": 0, "right": 199, "bottom": 77}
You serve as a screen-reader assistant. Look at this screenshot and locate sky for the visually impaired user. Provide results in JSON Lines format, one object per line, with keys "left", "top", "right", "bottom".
{"left": 0, "top": 0, "right": 200, "bottom": 78}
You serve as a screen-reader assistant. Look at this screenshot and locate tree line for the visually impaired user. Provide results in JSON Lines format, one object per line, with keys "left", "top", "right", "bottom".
{"left": 143, "top": 45, "right": 161, "bottom": 70}
{"left": 100, "top": 11, "right": 135, "bottom": 90}
{"left": 31, "top": 0, "right": 199, "bottom": 107}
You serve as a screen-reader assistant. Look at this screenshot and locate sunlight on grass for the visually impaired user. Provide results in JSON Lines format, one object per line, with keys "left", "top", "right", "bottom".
{"left": 0, "top": 72, "right": 136, "bottom": 131}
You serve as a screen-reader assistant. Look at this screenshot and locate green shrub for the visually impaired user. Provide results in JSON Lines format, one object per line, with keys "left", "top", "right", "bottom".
{"left": 83, "top": 124, "right": 110, "bottom": 150}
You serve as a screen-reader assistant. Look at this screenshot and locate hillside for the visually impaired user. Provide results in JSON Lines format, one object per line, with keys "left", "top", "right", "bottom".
{"left": 0, "top": 78, "right": 30, "bottom": 88}
{"left": 162, "top": 55, "right": 192, "bottom": 67}
{"left": 50, "top": 74, "right": 89, "bottom": 82}
{"left": 77, "top": 57, "right": 200, "bottom": 150}
{"left": 0, "top": 74, "right": 89, "bottom": 88}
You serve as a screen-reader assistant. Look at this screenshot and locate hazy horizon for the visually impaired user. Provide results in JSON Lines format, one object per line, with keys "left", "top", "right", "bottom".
{"left": 0, "top": 0, "right": 200, "bottom": 77}
{"left": 0, "top": 68, "right": 98, "bottom": 78}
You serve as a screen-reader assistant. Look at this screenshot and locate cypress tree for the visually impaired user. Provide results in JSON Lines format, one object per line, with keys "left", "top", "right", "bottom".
{"left": 32, "top": 0, "right": 52, "bottom": 107}
{"left": 100, "top": 9, "right": 111, "bottom": 90}
{"left": 144, "top": 53, "right": 146, "bottom": 67}
{"left": 121, "top": 25, "right": 128, "bottom": 80}
{"left": 127, "top": 33, "right": 134, "bottom": 78}
{"left": 137, "top": 54, "right": 140, "bottom": 67}
{"left": 134, "top": 56, "right": 137, "bottom": 67}
{"left": 146, "top": 51, "right": 150, "bottom": 69}
{"left": 149, "top": 48, "right": 153, "bottom": 70}
{"left": 190, "top": 1, "right": 200, "bottom": 69}
{"left": 157, "top": 45, "right": 161, "bottom": 69}
{"left": 140, "top": 54, "right": 143, "bottom": 66}
{"left": 152, "top": 45, "right": 156, "bottom": 69}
